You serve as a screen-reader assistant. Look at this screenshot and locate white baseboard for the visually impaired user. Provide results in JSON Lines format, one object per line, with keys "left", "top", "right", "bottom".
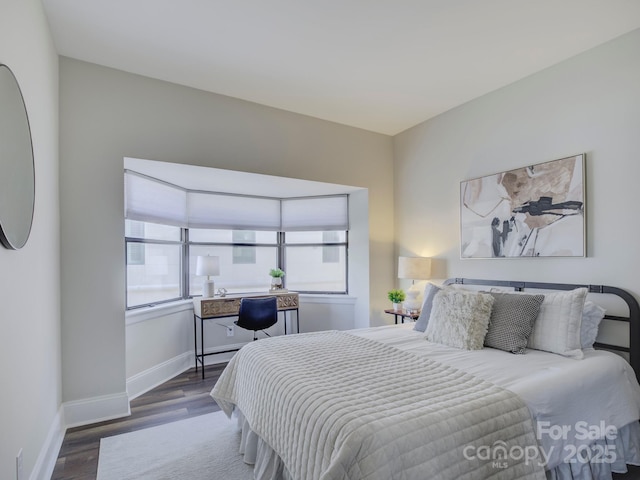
{"left": 127, "top": 351, "right": 192, "bottom": 400}
{"left": 30, "top": 406, "right": 65, "bottom": 480}
{"left": 36, "top": 345, "right": 243, "bottom": 478}
{"left": 63, "top": 391, "right": 131, "bottom": 429}
{"left": 127, "top": 344, "right": 247, "bottom": 400}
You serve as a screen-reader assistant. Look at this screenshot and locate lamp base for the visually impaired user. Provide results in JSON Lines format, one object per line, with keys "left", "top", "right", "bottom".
{"left": 202, "top": 279, "right": 215, "bottom": 298}
{"left": 403, "top": 286, "right": 422, "bottom": 311}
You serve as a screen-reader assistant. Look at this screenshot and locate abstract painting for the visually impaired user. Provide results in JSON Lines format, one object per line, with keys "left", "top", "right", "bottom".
{"left": 460, "top": 154, "right": 585, "bottom": 258}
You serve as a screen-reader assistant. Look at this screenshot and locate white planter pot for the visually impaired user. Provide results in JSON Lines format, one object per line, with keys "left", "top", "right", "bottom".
{"left": 270, "top": 277, "right": 283, "bottom": 291}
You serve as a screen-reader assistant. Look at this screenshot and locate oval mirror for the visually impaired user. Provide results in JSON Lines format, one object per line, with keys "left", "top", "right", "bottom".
{"left": 0, "top": 64, "right": 35, "bottom": 250}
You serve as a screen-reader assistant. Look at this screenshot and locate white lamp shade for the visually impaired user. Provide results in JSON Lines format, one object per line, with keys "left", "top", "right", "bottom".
{"left": 398, "top": 256, "right": 431, "bottom": 280}
{"left": 196, "top": 255, "right": 220, "bottom": 276}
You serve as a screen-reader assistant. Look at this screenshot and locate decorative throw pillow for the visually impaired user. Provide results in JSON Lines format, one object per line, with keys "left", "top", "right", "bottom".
{"left": 413, "top": 283, "right": 441, "bottom": 332}
{"left": 527, "top": 288, "right": 588, "bottom": 359}
{"left": 581, "top": 300, "right": 606, "bottom": 350}
{"left": 484, "top": 292, "right": 544, "bottom": 354}
{"left": 425, "top": 288, "right": 494, "bottom": 350}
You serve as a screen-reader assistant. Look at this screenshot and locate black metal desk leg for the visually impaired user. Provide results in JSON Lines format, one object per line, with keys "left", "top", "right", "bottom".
{"left": 200, "top": 316, "right": 205, "bottom": 379}
{"left": 193, "top": 314, "right": 198, "bottom": 372}
{"left": 284, "top": 310, "right": 287, "bottom": 335}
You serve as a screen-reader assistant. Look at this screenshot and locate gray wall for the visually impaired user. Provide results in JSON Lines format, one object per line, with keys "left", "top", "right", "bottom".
{"left": 59, "top": 57, "right": 395, "bottom": 409}
{"left": 0, "top": 0, "right": 60, "bottom": 479}
{"left": 393, "top": 29, "right": 640, "bottom": 298}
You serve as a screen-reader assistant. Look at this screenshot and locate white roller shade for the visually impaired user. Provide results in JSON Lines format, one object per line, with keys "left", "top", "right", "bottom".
{"left": 281, "top": 196, "right": 349, "bottom": 231}
{"left": 125, "top": 171, "right": 349, "bottom": 232}
{"left": 124, "top": 171, "right": 187, "bottom": 227}
{"left": 187, "top": 191, "right": 281, "bottom": 230}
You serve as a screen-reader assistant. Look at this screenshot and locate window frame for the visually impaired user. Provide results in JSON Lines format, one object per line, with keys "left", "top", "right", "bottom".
{"left": 187, "top": 232, "right": 279, "bottom": 297}
{"left": 281, "top": 231, "right": 349, "bottom": 295}
{"left": 125, "top": 233, "right": 186, "bottom": 310}
{"left": 126, "top": 227, "right": 349, "bottom": 310}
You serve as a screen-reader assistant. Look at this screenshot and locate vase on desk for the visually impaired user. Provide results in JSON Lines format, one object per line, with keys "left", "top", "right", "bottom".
{"left": 270, "top": 277, "right": 282, "bottom": 292}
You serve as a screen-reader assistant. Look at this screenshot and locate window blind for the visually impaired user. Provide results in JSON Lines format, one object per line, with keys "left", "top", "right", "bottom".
{"left": 281, "top": 196, "right": 349, "bottom": 231}
{"left": 124, "top": 171, "right": 187, "bottom": 227}
{"left": 187, "top": 191, "right": 280, "bottom": 230}
{"left": 125, "top": 171, "right": 349, "bottom": 231}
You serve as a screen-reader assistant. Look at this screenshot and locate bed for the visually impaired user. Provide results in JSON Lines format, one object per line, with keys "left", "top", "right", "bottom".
{"left": 211, "top": 278, "right": 640, "bottom": 480}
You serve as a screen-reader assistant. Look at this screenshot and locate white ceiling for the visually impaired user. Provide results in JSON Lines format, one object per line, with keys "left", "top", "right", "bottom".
{"left": 42, "top": 0, "right": 640, "bottom": 135}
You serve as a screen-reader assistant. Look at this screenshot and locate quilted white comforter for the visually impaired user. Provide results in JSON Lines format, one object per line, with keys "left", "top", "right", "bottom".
{"left": 211, "top": 330, "right": 546, "bottom": 480}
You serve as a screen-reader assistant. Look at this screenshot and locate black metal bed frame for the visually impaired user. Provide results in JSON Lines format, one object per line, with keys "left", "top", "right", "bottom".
{"left": 443, "top": 278, "right": 640, "bottom": 380}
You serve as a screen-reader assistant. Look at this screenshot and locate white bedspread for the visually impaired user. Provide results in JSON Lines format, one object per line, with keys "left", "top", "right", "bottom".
{"left": 212, "top": 330, "right": 546, "bottom": 480}
{"left": 354, "top": 324, "right": 640, "bottom": 469}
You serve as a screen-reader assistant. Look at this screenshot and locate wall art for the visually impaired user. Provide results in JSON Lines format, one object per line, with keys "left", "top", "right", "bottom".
{"left": 460, "top": 154, "right": 585, "bottom": 258}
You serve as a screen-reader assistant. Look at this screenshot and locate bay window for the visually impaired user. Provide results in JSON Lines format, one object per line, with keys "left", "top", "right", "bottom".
{"left": 124, "top": 171, "right": 349, "bottom": 309}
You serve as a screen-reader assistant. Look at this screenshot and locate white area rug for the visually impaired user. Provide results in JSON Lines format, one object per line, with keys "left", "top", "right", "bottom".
{"left": 97, "top": 411, "right": 253, "bottom": 480}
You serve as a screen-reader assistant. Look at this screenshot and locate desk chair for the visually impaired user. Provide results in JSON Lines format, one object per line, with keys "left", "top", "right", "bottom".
{"left": 235, "top": 296, "right": 278, "bottom": 341}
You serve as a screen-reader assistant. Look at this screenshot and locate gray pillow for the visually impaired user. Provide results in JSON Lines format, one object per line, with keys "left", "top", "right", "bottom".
{"left": 484, "top": 292, "right": 545, "bottom": 354}
{"left": 413, "top": 283, "right": 441, "bottom": 332}
{"left": 581, "top": 300, "right": 606, "bottom": 349}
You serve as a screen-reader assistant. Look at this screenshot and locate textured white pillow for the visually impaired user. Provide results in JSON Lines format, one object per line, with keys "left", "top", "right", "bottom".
{"left": 527, "top": 288, "right": 588, "bottom": 359}
{"left": 581, "top": 300, "right": 606, "bottom": 350}
{"left": 425, "top": 288, "right": 494, "bottom": 350}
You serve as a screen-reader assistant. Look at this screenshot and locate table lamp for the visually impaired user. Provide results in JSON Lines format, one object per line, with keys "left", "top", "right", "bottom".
{"left": 196, "top": 255, "right": 220, "bottom": 298}
{"left": 398, "top": 256, "right": 431, "bottom": 312}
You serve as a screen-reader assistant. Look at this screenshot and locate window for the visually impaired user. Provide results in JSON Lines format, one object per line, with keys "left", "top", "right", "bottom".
{"left": 188, "top": 230, "right": 278, "bottom": 296}
{"left": 284, "top": 231, "right": 347, "bottom": 293}
{"left": 322, "top": 231, "right": 340, "bottom": 263}
{"left": 124, "top": 170, "right": 350, "bottom": 308}
{"left": 125, "top": 220, "right": 183, "bottom": 308}
{"left": 232, "top": 231, "right": 256, "bottom": 264}
{"left": 126, "top": 221, "right": 146, "bottom": 265}
{"left": 126, "top": 224, "right": 348, "bottom": 307}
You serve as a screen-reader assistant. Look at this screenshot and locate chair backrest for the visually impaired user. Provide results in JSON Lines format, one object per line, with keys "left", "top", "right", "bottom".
{"left": 236, "top": 296, "right": 278, "bottom": 331}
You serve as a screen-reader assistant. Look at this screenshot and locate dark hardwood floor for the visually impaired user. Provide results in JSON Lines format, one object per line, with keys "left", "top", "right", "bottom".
{"left": 51, "top": 363, "right": 225, "bottom": 480}
{"left": 50, "top": 361, "right": 640, "bottom": 480}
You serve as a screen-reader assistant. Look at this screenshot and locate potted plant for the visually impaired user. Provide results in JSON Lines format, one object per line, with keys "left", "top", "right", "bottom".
{"left": 387, "top": 289, "right": 406, "bottom": 311}
{"left": 269, "top": 268, "right": 285, "bottom": 291}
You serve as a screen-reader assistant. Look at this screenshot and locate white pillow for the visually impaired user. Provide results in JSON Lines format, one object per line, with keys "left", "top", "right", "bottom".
{"left": 425, "top": 288, "right": 494, "bottom": 350}
{"left": 581, "top": 300, "right": 606, "bottom": 350}
{"left": 527, "top": 288, "right": 588, "bottom": 359}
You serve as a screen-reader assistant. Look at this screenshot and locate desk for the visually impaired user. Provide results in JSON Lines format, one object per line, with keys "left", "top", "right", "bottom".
{"left": 384, "top": 309, "right": 420, "bottom": 324}
{"left": 193, "top": 291, "right": 299, "bottom": 378}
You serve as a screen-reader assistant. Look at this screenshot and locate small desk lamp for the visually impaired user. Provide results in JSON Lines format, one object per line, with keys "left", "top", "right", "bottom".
{"left": 196, "top": 255, "right": 220, "bottom": 298}
{"left": 398, "top": 256, "right": 431, "bottom": 312}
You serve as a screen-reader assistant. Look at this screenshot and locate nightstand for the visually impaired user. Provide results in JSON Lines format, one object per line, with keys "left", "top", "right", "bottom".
{"left": 384, "top": 309, "right": 420, "bottom": 324}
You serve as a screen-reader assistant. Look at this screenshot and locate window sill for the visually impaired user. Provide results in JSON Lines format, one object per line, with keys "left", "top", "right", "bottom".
{"left": 299, "top": 294, "right": 357, "bottom": 305}
{"left": 126, "top": 299, "right": 193, "bottom": 326}
{"left": 125, "top": 293, "right": 357, "bottom": 326}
